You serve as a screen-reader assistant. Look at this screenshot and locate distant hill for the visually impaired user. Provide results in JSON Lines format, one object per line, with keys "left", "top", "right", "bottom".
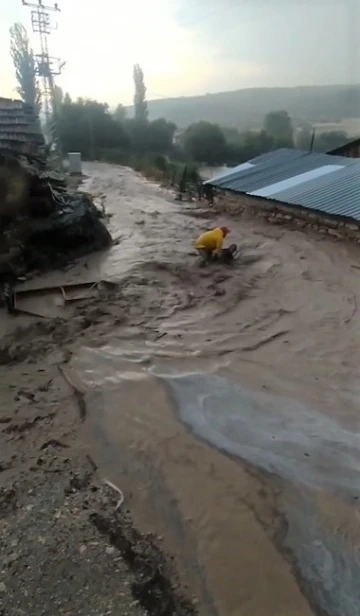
{"left": 132, "top": 85, "right": 360, "bottom": 131}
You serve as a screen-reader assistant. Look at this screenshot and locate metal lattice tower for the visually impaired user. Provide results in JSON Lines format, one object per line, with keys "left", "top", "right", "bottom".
{"left": 22, "top": 0, "right": 64, "bottom": 148}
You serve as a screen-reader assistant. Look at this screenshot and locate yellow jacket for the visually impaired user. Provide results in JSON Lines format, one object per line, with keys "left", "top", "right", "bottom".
{"left": 194, "top": 227, "right": 224, "bottom": 255}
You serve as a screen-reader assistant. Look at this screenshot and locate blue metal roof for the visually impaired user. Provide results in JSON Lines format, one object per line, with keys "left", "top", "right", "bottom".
{"left": 205, "top": 148, "right": 360, "bottom": 221}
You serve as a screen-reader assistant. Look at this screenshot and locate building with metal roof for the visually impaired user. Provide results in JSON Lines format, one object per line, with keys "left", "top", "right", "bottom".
{"left": 328, "top": 137, "right": 360, "bottom": 159}
{"left": 0, "top": 97, "right": 44, "bottom": 156}
{"left": 204, "top": 148, "right": 360, "bottom": 222}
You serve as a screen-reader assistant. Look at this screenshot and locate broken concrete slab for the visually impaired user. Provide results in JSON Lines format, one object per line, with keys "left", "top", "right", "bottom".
{"left": 11, "top": 281, "right": 112, "bottom": 317}
{"left": 14, "top": 289, "right": 66, "bottom": 319}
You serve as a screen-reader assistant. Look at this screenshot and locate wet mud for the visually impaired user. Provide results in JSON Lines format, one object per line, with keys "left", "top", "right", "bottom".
{"left": 164, "top": 372, "right": 360, "bottom": 492}
{"left": 73, "top": 355, "right": 310, "bottom": 616}
{"left": 5, "top": 162, "right": 360, "bottom": 616}
{"left": 71, "top": 346, "right": 360, "bottom": 616}
{"left": 91, "top": 510, "right": 196, "bottom": 616}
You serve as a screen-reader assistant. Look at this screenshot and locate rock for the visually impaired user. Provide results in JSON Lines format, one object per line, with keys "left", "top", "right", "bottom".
{"left": 345, "top": 222, "right": 359, "bottom": 231}
{"left": 6, "top": 552, "right": 19, "bottom": 565}
{"left": 0, "top": 581, "right": 6, "bottom": 592}
{"left": 328, "top": 229, "right": 342, "bottom": 238}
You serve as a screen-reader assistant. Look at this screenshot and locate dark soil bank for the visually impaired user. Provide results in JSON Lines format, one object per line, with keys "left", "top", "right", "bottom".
{"left": 0, "top": 449, "right": 196, "bottom": 616}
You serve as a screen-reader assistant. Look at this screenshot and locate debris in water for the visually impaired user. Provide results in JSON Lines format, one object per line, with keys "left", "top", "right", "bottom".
{"left": 103, "top": 479, "right": 125, "bottom": 511}
{"left": 0, "top": 114, "right": 112, "bottom": 287}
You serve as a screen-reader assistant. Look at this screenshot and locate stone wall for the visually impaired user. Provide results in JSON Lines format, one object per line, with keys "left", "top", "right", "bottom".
{"left": 214, "top": 191, "right": 360, "bottom": 243}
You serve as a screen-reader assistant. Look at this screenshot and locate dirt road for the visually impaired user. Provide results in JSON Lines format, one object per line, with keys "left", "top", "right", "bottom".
{"left": 2, "top": 162, "right": 360, "bottom": 616}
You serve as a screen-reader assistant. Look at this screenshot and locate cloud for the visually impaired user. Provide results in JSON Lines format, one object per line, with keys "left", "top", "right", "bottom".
{"left": 57, "top": 0, "right": 220, "bottom": 103}
{"left": 170, "top": 0, "right": 356, "bottom": 88}
{"left": 1, "top": 0, "right": 270, "bottom": 105}
{"left": 188, "top": 59, "right": 269, "bottom": 96}
{"left": 0, "top": 0, "right": 357, "bottom": 107}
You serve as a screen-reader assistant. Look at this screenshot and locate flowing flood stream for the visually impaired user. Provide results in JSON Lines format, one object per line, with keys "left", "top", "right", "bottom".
{"left": 65, "top": 163, "right": 360, "bottom": 615}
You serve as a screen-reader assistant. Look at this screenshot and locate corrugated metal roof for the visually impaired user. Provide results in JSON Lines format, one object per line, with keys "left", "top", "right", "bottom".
{"left": 205, "top": 148, "right": 360, "bottom": 221}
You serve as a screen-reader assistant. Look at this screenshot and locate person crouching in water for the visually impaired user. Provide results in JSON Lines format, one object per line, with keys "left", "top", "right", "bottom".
{"left": 194, "top": 226, "right": 230, "bottom": 266}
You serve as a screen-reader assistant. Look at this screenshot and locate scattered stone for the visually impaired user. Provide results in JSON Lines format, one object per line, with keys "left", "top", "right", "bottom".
{"left": 6, "top": 552, "right": 19, "bottom": 565}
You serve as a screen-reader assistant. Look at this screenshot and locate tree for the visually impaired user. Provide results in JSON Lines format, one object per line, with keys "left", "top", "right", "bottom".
{"left": 182, "top": 121, "right": 226, "bottom": 164}
{"left": 296, "top": 127, "right": 313, "bottom": 150}
{"left": 263, "top": 110, "right": 294, "bottom": 148}
{"left": 223, "top": 130, "right": 275, "bottom": 165}
{"left": 10, "top": 23, "right": 41, "bottom": 114}
{"left": 126, "top": 115, "right": 176, "bottom": 155}
{"left": 133, "top": 64, "right": 148, "bottom": 123}
{"left": 126, "top": 118, "right": 148, "bottom": 154}
{"left": 114, "top": 103, "right": 127, "bottom": 123}
{"left": 147, "top": 118, "right": 176, "bottom": 154}
{"left": 55, "top": 91, "right": 176, "bottom": 160}
{"left": 296, "top": 128, "right": 349, "bottom": 152}
{"left": 53, "top": 85, "right": 64, "bottom": 116}
{"left": 57, "top": 98, "right": 129, "bottom": 158}
{"left": 313, "top": 130, "right": 348, "bottom": 153}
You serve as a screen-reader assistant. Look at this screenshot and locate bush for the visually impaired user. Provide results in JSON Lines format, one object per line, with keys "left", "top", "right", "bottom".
{"left": 96, "top": 149, "right": 131, "bottom": 165}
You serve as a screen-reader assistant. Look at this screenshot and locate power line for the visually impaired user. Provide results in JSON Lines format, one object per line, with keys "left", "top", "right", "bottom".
{"left": 21, "top": 0, "right": 65, "bottom": 152}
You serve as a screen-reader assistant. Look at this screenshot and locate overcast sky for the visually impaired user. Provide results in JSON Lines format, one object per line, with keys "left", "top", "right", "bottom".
{"left": 1, "top": 0, "right": 358, "bottom": 106}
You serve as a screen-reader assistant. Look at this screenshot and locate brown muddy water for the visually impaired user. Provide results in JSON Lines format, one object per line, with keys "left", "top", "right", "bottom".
{"left": 63, "top": 163, "right": 360, "bottom": 616}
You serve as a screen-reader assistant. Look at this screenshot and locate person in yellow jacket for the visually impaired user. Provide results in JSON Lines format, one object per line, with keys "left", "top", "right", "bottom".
{"left": 194, "top": 226, "right": 230, "bottom": 265}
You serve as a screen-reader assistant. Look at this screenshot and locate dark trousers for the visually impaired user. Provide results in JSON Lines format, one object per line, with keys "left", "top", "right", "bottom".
{"left": 197, "top": 248, "right": 213, "bottom": 265}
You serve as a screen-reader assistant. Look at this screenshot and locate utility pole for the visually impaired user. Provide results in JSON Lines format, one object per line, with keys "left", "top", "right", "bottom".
{"left": 309, "top": 128, "right": 316, "bottom": 153}
{"left": 87, "top": 111, "right": 95, "bottom": 160}
{"left": 21, "top": 0, "right": 65, "bottom": 154}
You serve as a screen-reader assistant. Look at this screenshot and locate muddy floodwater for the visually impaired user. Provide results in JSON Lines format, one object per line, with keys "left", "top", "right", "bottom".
{"left": 62, "top": 163, "right": 360, "bottom": 616}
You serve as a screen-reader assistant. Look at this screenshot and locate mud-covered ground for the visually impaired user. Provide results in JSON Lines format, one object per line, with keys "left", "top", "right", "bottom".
{"left": 0, "top": 332, "right": 196, "bottom": 616}
{"left": 0, "top": 166, "right": 200, "bottom": 616}
{"left": 2, "top": 163, "right": 360, "bottom": 616}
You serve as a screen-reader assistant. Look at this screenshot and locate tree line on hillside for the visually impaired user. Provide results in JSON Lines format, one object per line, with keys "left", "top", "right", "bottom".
{"left": 9, "top": 21, "right": 355, "bottom": 173}
{"left": 141, "top": 86, "right": 360, "bottom": 131}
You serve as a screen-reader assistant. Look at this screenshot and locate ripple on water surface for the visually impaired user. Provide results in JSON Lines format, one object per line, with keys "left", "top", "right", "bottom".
{"left": 72, "top": 347, "right": 360, "bottom": 616}
{"left": 162, "top": 372, "right": 360, "bottom": 492}
{"left": 162, "top": 371, "right": 360, "bottom": 616}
